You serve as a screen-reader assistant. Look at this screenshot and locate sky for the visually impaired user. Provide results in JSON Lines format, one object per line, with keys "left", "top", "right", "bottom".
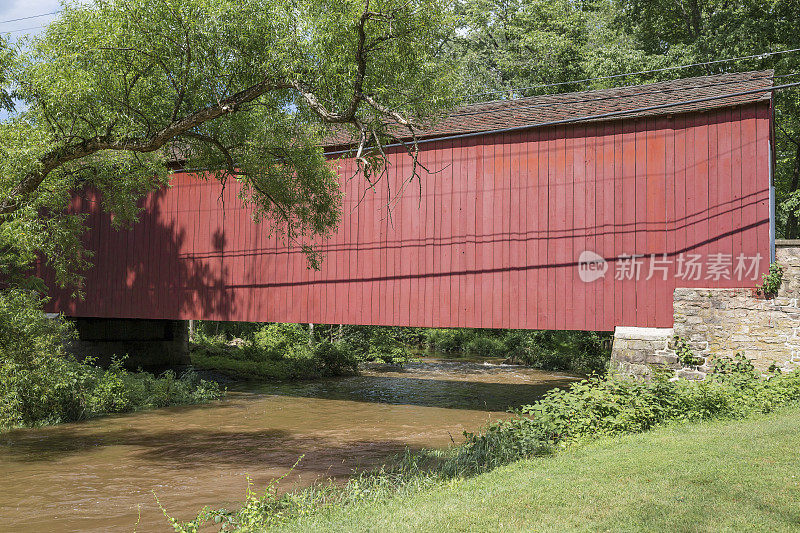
{"left": 0, "top": 0, "right": 64, "bottom": 41}
{"left": 0, "top": 0, "right": 74, "bottom": 118}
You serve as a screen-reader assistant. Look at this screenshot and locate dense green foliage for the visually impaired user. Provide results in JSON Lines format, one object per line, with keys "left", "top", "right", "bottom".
{"left": 169, "top": 354, "right": 800, "bottom": 531}
{"left": 335, "top": 325, "right": 423, "bottom": 365}
{"left": 0, "top": 290, "right": 222, "bottom": 429}
{"left": 200, "top": 321, "right": 425, "bottom": 364}
{"left": 192, "top": 321, "right": 609, "bottom": 375}
{"left": 455, "top": 355, "right": 798, "bottom": 473}
{"left": 423, "top": 328, "right": 610, "bottom": 373}
{"left": 451, "top": 0, "right": 590, "bottom": 96}
{"left": 190, "top": 323, "right": 358, "bottom": 381}
{"left": 1, "top": 357, "right": 222, "bottom": 430}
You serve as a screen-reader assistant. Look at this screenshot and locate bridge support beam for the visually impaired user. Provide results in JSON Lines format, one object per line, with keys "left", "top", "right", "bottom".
{"left": 66, "top": 318, "right": 190, "bottom": 371}
{"left": 610, "top": 326, "right": 676, "bottom": 378}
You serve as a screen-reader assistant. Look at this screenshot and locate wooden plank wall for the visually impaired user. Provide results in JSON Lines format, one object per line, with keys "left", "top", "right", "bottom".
{"left": 46, "top": 103, "right": 772, "bottom": 330}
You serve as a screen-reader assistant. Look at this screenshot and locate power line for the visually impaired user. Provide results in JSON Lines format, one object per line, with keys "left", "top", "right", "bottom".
{"left": 324, "top": 80, "right": 800, "bottom": 156}
{"left": 448, "top": 74, "right": 772, "bottom": 119}
{"left": 460, "top": 47, "right": 800, "bottom": 101}
{"left": 1, "top": 25, "right": 46, "bottom": 35}
{"left": 0, "top": 10, "right": 60, "bottom": 25}
{"left": 1, "top": 11, "right": 798, "bottom": 104}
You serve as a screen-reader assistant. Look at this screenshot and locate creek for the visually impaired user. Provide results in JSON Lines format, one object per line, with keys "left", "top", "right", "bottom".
{"left": 0, "top": 358, "right": 578, "bottom": 532}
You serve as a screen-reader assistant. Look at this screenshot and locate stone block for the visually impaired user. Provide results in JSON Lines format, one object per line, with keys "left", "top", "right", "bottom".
{"left": 647, "top": 354, "right": 679, "bottom": 365}
{"left": 675, "top": 368, "right": 706, "bottom": 380}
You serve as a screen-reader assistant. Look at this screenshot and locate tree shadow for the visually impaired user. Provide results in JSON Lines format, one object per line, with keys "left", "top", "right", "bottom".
{"left": 42, "top": 182, "right": 235, "bottom": 320}
{"left": 1, "top": 422, "right": 425, "bottom": 475}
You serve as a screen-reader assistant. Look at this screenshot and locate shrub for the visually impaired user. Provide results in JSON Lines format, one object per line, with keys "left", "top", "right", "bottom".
{"left": 424, "top": 328, "right": 474, "bottom": 354}
{"left": 365, "top": 328, "right": 412, "bottom": 364}
{"left": 338, "top": 325, "right": 415, "bottom": 365}
{"left": 84, "top": 358, "right": 132, "bottom": 413}
{"left": 454, "top": 359, "right": 800, "bottom": 474}
{"left": 0, "top": 289, "right": 223, "bottom": 429}
{"left": 313, "top": 341, "right": 359, "bottom": 375}
{"left": 254, "top": 323, "right": 310, "bottom": 360}
{"left": 464, "top": 336, "right": 503, "bottom": 357}
{"left": 756, "top": 262, "right": 784, "bottom": 297}
{"left": 674, "top": 335, "right": 704, "bottom": 366}
{"left": 0, "top": 289, "right": 81, "bottom": 427}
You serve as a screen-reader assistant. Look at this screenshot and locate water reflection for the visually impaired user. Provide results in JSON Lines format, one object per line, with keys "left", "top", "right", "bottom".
{"left": 246, "top": 359, "right": 577, "bottom": 411}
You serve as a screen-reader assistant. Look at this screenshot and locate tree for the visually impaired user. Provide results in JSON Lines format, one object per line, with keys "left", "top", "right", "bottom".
{"left": 0, "top": 0, "right": 458, "bottom": 289}
{"left": 449, "top": 0, "right": 591, "bottom": 98}
{"left": 452, "top": 0, "right": 800, "bottom": 236}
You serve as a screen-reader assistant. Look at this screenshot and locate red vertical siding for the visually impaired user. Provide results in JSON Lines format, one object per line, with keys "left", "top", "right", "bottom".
{"left": 601, "top": 122, "right": 615, "bottom": 331}
{"left": 45, "top": 103, "right": 773, "bottom": 330}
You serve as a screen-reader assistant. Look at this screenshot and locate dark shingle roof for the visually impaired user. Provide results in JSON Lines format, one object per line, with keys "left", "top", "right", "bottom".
{"left": 324, "top": 70, "right": 773, "bottom": 147}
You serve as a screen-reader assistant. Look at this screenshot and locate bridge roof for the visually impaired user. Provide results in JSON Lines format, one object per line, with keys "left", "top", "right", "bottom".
{"left": 324, "top": 70, "right": 773, "bottom": 147}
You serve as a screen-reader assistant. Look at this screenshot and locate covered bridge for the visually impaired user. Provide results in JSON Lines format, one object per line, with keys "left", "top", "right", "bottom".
{"left": 46, "top": 70, "right": 775, "bottom": 334}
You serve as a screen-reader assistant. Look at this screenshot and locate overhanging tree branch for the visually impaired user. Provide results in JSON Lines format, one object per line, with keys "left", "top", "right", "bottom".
{"left": 0, "top": 0, "right": 428, "bottom": 218}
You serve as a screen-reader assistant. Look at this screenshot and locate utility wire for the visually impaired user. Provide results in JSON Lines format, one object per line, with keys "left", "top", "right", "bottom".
{"left": 2, "top": 25, "right": 46, "bottom": 34}
{"left": 448, "top": 74, "right": 772, "bottom": 119}
{"left": 0, "top": 11, "right": 60, "bottom": 25}
{"left": 324, "top": 80, "right": 800, "bottom": 156}
{"left": 461, "top": 47, "right": 800, "bottom": 101}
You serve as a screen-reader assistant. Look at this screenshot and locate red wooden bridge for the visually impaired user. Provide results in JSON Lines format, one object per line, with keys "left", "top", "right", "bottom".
{"left": 46, "top": 71, "right": 775, "bottom": 331}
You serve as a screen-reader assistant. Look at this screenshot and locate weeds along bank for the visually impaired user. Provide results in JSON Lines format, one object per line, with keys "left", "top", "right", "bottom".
{"left": 189, "top": 323, "right": 360, "bottom": 381}
{"left": 0, "top": 290, "right": 222, "bottom": 430}
{"left": 190, "top": 322, "right": 428, "bottom": 380}
{"left": 168, "top": 355, "right": 800, "bottom": 532}
{"left": 422, "top": 327, "right": 610, "bottom": 373}
{"left": 190, "top": 321, "right": 611, "bottom": 379}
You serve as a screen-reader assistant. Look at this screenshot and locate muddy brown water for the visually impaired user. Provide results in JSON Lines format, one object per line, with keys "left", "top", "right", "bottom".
{"left": 0, "top": 359, "right": 578, "bottom": 532}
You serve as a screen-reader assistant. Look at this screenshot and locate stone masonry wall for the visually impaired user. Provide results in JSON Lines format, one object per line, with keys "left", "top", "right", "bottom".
{"left": 671, "top": 244, "right": 800, "bottom": 377}
{"left": 612, "top": 243, "right": 800, "bottom": 379}
{"left": 610, "top": 327, "right": 676, "bottom": 378}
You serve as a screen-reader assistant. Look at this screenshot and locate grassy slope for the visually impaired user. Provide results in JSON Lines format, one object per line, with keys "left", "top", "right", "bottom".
{"left": 280, "top": 409, "right": 800, "bottom": 532}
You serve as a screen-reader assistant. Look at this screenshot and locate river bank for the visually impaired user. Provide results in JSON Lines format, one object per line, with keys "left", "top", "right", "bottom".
{"left": 172, "top": 357, "right": 800, "bottom": 531}
{"left": 0, "top": 359, "right": 576, "bottom": 532}
{"left": 274, "top": 407, "right": 800, "bottom": 532}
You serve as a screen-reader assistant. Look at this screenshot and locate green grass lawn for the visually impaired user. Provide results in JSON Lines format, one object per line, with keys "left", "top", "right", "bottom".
{"left": 278, "top": 408, "right": 800, "bottom": 532}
